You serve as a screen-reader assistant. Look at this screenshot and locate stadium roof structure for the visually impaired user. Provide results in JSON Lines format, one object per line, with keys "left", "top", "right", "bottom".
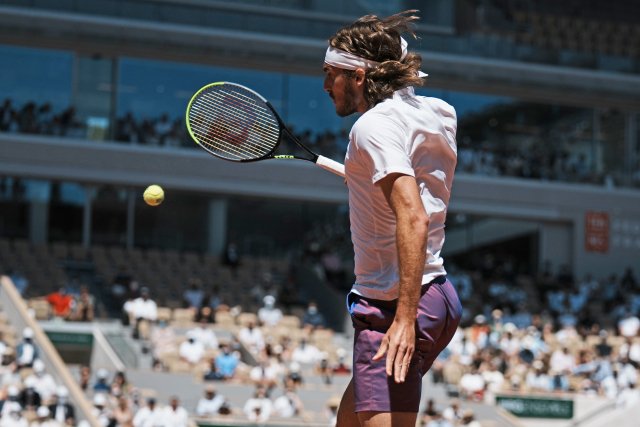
{"left": 0, "top": 2, "right": 639, "bottom": 110}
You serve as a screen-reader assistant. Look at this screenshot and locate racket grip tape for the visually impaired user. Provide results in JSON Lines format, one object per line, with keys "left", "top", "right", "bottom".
{"left": 315, "top": 156, "right": 345, "bottom": 178}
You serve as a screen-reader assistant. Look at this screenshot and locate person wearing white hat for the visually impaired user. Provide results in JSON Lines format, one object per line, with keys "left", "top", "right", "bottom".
{"left": 26, "top": 359, "right": 57, "bottom": 402}
{"left": 92, "top": 393, "right": 112, "bottom": 427}
{"left": 93, "top": 368, "right": 111, "bottom": 394}
{"left": 16, "top": 327, "right": 39, "bottom": 369}
{"left": 257, "top": 295, "right": 283, "bottom": 327}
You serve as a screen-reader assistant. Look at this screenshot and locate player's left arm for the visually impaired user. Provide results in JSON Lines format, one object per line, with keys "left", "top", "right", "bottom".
{"left": 372, "top": 172, "right": 428, "bottom": 383}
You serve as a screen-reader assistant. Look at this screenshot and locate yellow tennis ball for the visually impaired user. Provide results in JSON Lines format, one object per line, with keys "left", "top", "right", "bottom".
{"left": 143, "top": 185, "right": 164, "bottom": 206}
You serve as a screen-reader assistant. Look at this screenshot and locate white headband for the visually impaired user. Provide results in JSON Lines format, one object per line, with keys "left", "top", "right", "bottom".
{"left": 324, "top": 37, "right": 427, "bottom": 77}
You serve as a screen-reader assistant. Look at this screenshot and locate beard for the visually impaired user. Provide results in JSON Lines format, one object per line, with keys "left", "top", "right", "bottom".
{"left": 335, "top": 79, "right": 360, "bottom": 117}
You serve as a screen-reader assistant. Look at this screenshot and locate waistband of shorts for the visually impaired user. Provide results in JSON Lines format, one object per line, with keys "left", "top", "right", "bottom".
{"left": 348, "top": 275, "right": 447, "bottom": 310}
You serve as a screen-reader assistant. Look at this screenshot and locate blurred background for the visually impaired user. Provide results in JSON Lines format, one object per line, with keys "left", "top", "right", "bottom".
{"left": 0, "top": 1, "right": 639, "bottom": 426}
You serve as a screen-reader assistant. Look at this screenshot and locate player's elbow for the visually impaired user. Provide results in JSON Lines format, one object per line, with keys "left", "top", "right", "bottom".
{"left": 407, "top": 210, "right": 429, "bottom": 238}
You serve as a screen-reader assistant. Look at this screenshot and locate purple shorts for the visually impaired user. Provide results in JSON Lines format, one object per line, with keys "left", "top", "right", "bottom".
{"left": 347, "top": 276, "right": 462, "bottom": 413}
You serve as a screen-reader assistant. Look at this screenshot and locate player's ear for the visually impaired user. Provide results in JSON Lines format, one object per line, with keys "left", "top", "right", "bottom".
{"left": 354, "top": 68, "right": 366, "bottom": 86}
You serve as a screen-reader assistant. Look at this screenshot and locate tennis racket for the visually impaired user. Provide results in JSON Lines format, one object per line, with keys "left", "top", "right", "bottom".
{"left": 185, "top": 82, "right": 345, "bottom": 178}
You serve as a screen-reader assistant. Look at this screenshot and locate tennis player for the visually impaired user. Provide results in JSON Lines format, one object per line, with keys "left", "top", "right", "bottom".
{"left": 323, "top": 11, "right": 463, "bottom": 427}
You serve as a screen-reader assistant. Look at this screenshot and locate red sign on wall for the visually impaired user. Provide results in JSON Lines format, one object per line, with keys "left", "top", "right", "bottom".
{"left": 585, "top": 211, "right": 609, "bottom": 253}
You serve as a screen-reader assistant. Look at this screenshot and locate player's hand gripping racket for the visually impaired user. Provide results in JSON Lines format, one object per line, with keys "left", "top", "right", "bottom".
{"left": 186, "top": 82, "right": 345, "bottom": 178}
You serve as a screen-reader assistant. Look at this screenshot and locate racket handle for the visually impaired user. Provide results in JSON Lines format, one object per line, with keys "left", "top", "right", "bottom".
{"left": 315, "top": 155, "right": 345, "bottom": 178}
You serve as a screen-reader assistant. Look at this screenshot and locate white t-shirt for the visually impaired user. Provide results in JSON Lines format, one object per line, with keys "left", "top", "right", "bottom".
{"left": 196, "top": 395, "right": 225, "bottom": 416}
{"left": 345, "top": 88, "right": 457, "bottom": 300}
{"left": 179, "top": 340, "right": 205, "bottom": 364}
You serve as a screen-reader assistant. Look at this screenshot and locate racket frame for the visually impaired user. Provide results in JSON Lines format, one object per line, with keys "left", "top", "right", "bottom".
{"left": 186, "top": 81, "right": 318, "bottom": 164}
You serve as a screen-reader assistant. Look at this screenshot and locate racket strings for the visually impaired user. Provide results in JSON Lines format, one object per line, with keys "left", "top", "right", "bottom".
{"left": 192, "top": 97, "right": 274, "bottom": 156}
{"left": 189, "top": 88, "right": 280, "bottom": 160}
{"left": 190, "top": 104, "right": 273, "bottom": 160}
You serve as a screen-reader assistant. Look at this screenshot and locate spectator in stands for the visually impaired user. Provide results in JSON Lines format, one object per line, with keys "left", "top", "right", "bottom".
{"left": 133, "top": 397, "right": 161, "bottom": 427}
{"left": 211, "top": 343, "right": 239, "bottom": 381}
{"left": 112, "top": 395, "right": 134, "bottom": 427}
{"left": 19, "top": 376, "right": 42, "bottom": 411}
{"left": 27, "top": 359, "right": 57, "bottom": 402}
{"left": 91, "top": 393, "right": 113, "bottom": 427}
{"left": 16, "top": 327, "right": 38, "bottom": 370}
{"left": 238, "top": 321, "right": 265, "bottom": 357}
{"left": 317, "top": 353, "right": 332, "bottom": 385}
{"left": 0, "top": 347, "right": 22, "bottom": 387}
{"left": 526, "top": 360, "right": 552, "bottom": 392}
{"left": 285, "top": 362, "right": 304, "bottom": 387}
{"left": 331, "top": 348, "right": 351, "bottom": 375}
{"left": 46, "top": 287, "right": 74, "bottom": 319}
{"left": 78, "top": 365, "right": 91, "bottom": 392}
{"left": 459, "top": 367, "right": 486, "bottom": 400}
{"left": 182, "top": 278, "right": 205, "bottom": 310}
{"left": 549, "top": 346, "right": 575, "bottom": 391}
{"left": 110, "top": 371, "right": 131, "bottom": 397}
{"left": 258, "top": 295, "right": 283, "bottom": 327}
{"left": 31, "top": 406, "right": 59, "bottom": 427}
{"left": 1, "top": 386, "right": 22, "bottom": 417}
{"left": 179, "top": 331, "right": 205, "bottom": 366}
{"left": 222, "top": 242, "right": 240, "bottom": 276}
{"left": 70, "top": 286, "right": 94, "bottom": 322}
{"left": 0, "top": 405, "right": 28, "bottom": 427}
{"left": 302, "top": 301, "right": 326, "bottom": 330}
{"left": 48, "top": 386, "right": 74, "bottom": 426}
{"left": 249, "top": 356, "right": 280, "bottom": 393}
{"left": 619, "top": 337, "right": 640, "bottom": 366}
{"left": 126, "top": 287, "right": 158, "bottom": 340}
{"left": 162, "top": 396, "right": 189, "bottom": 427}
{"left": 325, "top": 396, "right": 340, "bottom": 427}
{"left": 150, "top": 320, "right": 175, "bottom": 371}
{"left": 460, "top": 408, "right": 481, "bottom": 427}
{"left": 243, "top": 386, "right": 272, "bottom": 424}
{"left": 195, "top": 384, "right": 226, "bottom": 417}
{"left": 618, "top": 309, "right": 640, "bottom": 338}
{"left": 420, "top": 398, "right": 438, "bottom": 426}
{"left": 188, "top": 319, "right": 219, "bottom": 350}
{"left": 273, "top": 382, "right": 304, "bottom": 418}
{"left": 291, "top": 338, "right": 322, "bottom": 366}
{"left": 441, "top": 399, "right": 462, "bottom": 424}
{"left": 93, "top": 369, "right": 111, "bottom": 394}
{"left": 424, "top": 410, "right": 452, "bottom": 427}
{"left": 194, "top": 305, "right": 216, "bottom": 325}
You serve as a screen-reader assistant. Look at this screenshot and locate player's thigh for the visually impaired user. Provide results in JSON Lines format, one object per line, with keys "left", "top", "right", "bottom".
{"left": 336, "top": 379, "right": 360, "bottom": 427}
{"left": 357, "top": 411, "right": 418, "bottom": 427}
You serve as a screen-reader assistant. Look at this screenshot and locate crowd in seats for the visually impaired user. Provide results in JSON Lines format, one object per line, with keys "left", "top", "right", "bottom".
{"left": 430, "top": 310, "right": 640, "bottom": 409}
{"left": 73, "top": 364, "right": 193, "bottom": 427}
{"left": 116, "top": 281, "right": 351, "bottom": 425}
{"left": 0, "top": 318, "right": 79, "bottom": 425}
{"left": 4, "top": 96, "right": 639, "bottom": 189}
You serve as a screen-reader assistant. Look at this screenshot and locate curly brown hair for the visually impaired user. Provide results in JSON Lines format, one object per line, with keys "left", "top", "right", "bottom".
{"left": 328, "top": 10, "right": 425, "bottom": 107}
